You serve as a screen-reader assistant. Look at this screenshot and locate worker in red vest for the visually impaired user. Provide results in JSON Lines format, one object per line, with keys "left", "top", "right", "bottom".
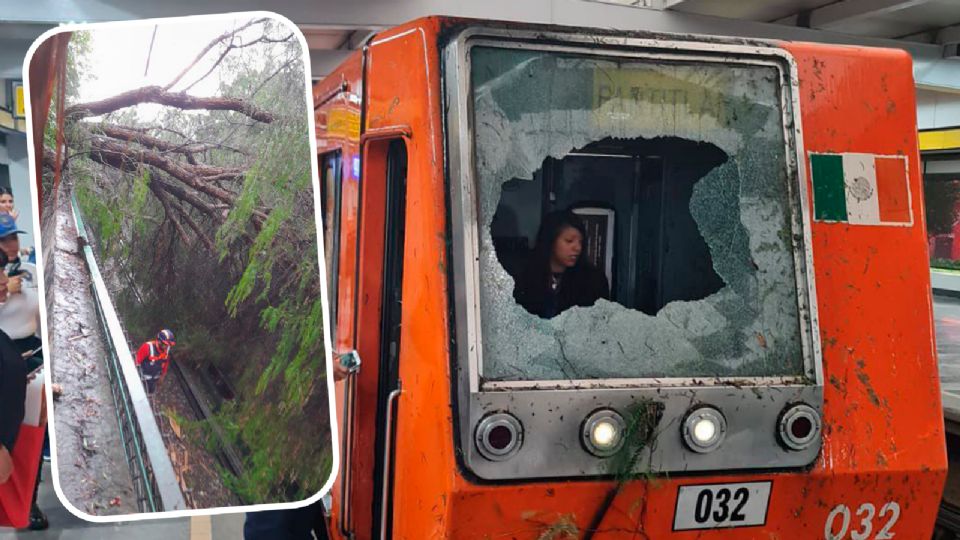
{"left": 135, "top": 329, "right": 175, "bottom": 394}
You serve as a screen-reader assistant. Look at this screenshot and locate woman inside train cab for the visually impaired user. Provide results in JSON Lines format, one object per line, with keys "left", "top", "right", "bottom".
{"left": 513, "top": 209, "right": 610, "bottom": 318}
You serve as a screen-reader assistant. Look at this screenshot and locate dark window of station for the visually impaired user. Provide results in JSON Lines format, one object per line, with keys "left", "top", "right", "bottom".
{"left": 923, "top": 155, "right": 960, "bottom": 265}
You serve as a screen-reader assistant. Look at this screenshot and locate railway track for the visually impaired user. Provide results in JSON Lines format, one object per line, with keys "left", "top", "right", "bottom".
{"left": 167, "top": 360, "right": 245, "bottom": 478}
{"left": 936, "top": 503, "right": 960, "bottom": 539}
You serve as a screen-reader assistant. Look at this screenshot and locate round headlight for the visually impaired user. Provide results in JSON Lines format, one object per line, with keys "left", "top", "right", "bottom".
{"left": 475, "top": 412, "right": 523, "bottom": 461}
{"left": 682, "top": 406, "right": 726, "bottom": 453}
{"left": 778, "top": 403, "right": 821, "bottom": 451}
{"left": 581, "top": 409, "right": 626, "bottom": 457}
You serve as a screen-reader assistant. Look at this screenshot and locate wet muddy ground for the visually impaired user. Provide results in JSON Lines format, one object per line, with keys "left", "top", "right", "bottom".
{"left": 48, "top": 194, "right": 137, "bottom": 516}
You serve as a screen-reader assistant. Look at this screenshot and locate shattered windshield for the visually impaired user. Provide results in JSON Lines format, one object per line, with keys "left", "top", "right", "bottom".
{"left": 469, "top": 45, "right": 805, "bottom": 382}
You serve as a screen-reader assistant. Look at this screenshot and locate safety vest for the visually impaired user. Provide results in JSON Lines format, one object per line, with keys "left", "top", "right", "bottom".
{"left": 141, "top": 340, "right": 169, "bottom": 377}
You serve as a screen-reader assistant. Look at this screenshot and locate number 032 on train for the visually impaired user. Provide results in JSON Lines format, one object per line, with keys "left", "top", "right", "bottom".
{"left": 313, "top": 16, "right": 945, "bottom": 539}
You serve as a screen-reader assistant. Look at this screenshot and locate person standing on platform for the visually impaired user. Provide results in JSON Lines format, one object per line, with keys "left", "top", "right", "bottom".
{"left": 0, "top": 215, "right": 40, "bottom": 358}
{"left": 0, "top": 216, "right": 47, "bottom": 530}
{"left": 0, "top": 252, "right": 24, "bottom": 486}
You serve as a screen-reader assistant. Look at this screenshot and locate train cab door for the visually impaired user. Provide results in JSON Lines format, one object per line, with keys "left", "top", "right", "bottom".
{"left": 348, "top": 136, "right": 407, "bottom": 540}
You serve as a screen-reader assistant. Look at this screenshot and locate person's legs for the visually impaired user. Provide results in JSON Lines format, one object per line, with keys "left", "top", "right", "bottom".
{"left": 14, "top": 342, "right": 49, "bottom": 530}
{"left": 244, "top": 502, "right": 325, "bottom": 540}
{"left": 312, "top": 499, "right": 332, "bottom": 540}
{"left": 28, "top": 452, "right": 47, "bottom": 530}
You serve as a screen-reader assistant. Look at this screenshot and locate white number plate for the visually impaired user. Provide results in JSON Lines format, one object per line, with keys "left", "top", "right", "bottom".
{"left": 673, "top": 482, "right": 772, "bottom": 531}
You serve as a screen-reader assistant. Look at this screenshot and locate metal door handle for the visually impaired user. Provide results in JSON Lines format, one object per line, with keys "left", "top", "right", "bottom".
{"left": 380, "top": 382, "right": 402, "bottom": 540}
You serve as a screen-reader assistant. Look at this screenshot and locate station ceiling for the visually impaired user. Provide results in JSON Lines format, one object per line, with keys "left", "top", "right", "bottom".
{"left": 660, "top": 0, "right": 960, "bottom": 42}
{"left": 0, "top": 0, "right": 958, "bottom": 84}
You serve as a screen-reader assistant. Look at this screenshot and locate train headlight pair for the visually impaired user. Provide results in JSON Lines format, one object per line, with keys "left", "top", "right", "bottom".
{"left": 680, "top": 403, "right": 821, "bottom": 454}
{"left": 475, "top": 402, "right": 821, "bottom": 462}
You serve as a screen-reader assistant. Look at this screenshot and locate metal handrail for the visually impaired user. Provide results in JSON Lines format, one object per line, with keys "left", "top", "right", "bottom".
{"left": 379, "top": 383, "right": 401, "bottom": 540}
{"left": 71, "top": 196, "right": 186, "bottom": 512}
{"left": 338, "top": 350, "right": 361, "bottom": 539}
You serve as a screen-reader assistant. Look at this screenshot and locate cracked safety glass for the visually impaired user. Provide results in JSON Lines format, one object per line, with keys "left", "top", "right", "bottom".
{"left": 470, "top": 45, "right": 805, "bottom": 382}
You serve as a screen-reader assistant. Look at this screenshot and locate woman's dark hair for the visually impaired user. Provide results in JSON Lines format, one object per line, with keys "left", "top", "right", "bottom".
{"left": 530, "top": 209, "right": 588, "bottom": 277}
{"left": 0, "top": 187, "right": 12, "bottom": 197}
{"left": 513, "top": 209, "right": 610, "bottom": 318}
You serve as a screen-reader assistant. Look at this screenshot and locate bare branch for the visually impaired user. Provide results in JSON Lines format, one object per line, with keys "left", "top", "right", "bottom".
{"left": 140, "top": 125, "right": 250, "bottom": 156}
{"left": 199, "top": 171, "right": 245, "bottom": 183}
{"left": 88, "top": 136, "right": 238, "bottom": 205}
{"left": 150, "top": 182, "right": 191, "bottom": 245}
{"left": 190, "top": 162, "right": 245, "bottom": 178}
{"left": 163, "top": 17, "right": 269, "bottom": 91}
{"left": 176, "top": 204, "right": 216, "bottom": 251}
{"left": 66, "top": 86, "right": 274, "bottom": 123}
{"left": 144, "top": 25, "right": 158, "bottom": 76}
{"left": 154, "top": 184, "right": 217, "bottom": 251}
{"left": 94, "top": 123, "right": 249, "bottom": 157}
{"left": 182, "top": 36, "right": 236, "bottom": 94}
{"left": 261, "top": 33, "right": 294, "bottom": 44}
{"left": 182, "top": 33, "right": 295, "bottom": 94}
{"left": 154, "top": 177, "right": 224, "bottom": 220}
{"left": 96, "top": 124, "right": 204, "bottom": 153}
{"left": 249, "top": 56, "right": 297, "bottom": 100}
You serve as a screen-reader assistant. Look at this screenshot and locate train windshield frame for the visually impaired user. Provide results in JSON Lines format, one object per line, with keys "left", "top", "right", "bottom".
{"left": 447, "top": 31, "right": 822, "bottom": 393}
{"left": 444, "top": 27, "right": 825, "bottom": 479}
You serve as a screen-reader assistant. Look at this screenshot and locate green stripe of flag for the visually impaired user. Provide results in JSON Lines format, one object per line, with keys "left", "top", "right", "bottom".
{"left": 811, "top": 154, "right": 847, "bottom": 221}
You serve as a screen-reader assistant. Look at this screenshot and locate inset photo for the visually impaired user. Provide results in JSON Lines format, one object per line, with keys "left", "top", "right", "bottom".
{"left": 28, "top": 12, "right": 335, "bottom": 517}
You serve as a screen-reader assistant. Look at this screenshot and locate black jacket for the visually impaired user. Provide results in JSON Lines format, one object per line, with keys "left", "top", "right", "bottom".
{"left": 0, "top": 330, "right": 25, "bottom": 452}
{"left": 514, "top": 263, "right": 610, "bottom": 319}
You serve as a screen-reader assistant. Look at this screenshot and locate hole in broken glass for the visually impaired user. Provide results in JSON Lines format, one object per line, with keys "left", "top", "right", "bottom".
{"left": 492, "top": 136, "right": 726, "bottom": 319}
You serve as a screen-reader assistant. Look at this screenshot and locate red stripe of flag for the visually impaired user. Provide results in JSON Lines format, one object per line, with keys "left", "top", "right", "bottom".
{"left": 875, "top": 156, "right": 910, "bottom": 223}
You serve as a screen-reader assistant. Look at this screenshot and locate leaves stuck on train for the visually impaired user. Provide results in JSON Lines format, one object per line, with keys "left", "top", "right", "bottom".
{"left": 605, "top": 399, "right": 664, "bottom": 483}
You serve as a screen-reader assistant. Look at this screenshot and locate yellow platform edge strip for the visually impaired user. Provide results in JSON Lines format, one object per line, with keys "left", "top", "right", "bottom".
{"left": 190, "top": 515, "right": 213, "bottom": 540}
{"left": 920, "top": 128, "right": 960, "bottom": 151}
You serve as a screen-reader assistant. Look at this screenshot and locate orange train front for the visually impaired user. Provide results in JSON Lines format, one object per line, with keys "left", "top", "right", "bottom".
{"left": 313, "top": 17, "right": 945, "bottom": 539}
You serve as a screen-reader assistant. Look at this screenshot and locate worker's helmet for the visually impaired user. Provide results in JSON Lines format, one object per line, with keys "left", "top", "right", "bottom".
{"left": 158, "top": 329, "right": 176, "bottom": 346}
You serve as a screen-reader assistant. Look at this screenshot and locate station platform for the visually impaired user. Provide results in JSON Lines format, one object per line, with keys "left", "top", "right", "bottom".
{"left": 936, "top": 287, "right": 960, "bottom": 431}
{"left": 933, "top": 269, "right": 960, "bottom": 427}
{"left": 0, "top": 464, "right": 244, "bottom": 539}
{"left": 933, "top": 269, "right": 960, "bottom": 298}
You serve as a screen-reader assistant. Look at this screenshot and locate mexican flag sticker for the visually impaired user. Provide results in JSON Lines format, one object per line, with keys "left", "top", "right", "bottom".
{"left": 810, "top": 152, "right": 912, "bottom": 226}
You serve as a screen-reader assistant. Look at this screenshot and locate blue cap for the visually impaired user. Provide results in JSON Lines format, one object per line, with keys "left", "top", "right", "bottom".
{"left": 0, "top": 214, "right": 25, "bottom": 238}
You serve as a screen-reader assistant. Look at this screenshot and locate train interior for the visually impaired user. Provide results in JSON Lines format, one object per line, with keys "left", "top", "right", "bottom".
{"left": 491, "top": 136, "right": 727, "bottom": 316}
